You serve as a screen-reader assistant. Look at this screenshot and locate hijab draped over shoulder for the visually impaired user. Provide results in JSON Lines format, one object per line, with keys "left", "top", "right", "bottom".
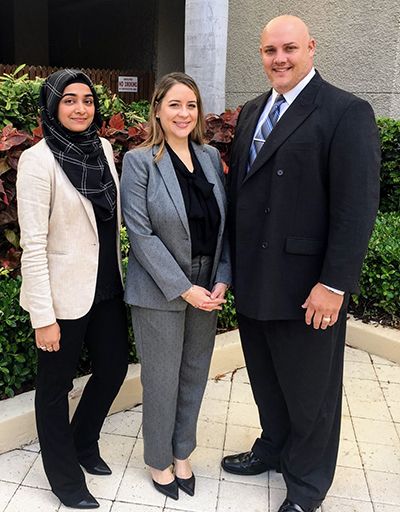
{"left": 39, "top": 69, "right": 116, "bottom": 221}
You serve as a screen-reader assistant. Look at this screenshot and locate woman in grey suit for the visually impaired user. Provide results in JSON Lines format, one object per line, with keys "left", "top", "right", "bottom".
{"left": 121, "top": 72, "right": 231, "bottom": 500}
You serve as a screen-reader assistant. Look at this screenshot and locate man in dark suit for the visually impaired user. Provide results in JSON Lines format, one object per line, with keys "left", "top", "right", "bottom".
{"left": 221, "top": 15, "right": 380, "bottom": 512}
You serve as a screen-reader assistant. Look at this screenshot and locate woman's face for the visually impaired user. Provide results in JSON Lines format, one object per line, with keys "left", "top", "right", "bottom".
{"left": 57, "top": 83, "right": 95, "bottom": 132}
{"left": 157, "top": 83, "right": 198, "bottom": 144}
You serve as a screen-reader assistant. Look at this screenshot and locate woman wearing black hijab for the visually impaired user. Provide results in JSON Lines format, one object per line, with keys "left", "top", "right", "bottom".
{"left": 17, "top": 69, "right": 129, "bottom": 509}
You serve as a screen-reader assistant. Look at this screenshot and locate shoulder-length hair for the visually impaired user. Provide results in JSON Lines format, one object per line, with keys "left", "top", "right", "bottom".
{"left": 141, "top": 72, "right": 205, "bottom": 161}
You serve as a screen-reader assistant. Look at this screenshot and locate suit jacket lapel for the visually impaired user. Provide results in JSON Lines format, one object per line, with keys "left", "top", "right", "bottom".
{"left": 154, "top": 146, "right": 190, "bottom": 236}
{"left": 242, "top": 73, "right": 322, "bottom": 184}
{"left": 236, "top": 92, "right": 270, "bottom": 185}
{"left": 191, "top": 143, "right": 226, "bottom": 225}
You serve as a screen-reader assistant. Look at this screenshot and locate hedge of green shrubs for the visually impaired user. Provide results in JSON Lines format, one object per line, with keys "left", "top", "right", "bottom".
{"left": 0, "top": 68, "right": 398, "bottom": 399}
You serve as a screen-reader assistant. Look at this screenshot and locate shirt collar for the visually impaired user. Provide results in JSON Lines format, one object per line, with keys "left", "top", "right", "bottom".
{"left": 271, "top": 67, "right": 316, "bottom": 106}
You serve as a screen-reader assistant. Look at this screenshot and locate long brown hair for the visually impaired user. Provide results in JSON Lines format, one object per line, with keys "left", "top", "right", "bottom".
{"left": 141, "top": 72, "right": 205, "bottom": 161}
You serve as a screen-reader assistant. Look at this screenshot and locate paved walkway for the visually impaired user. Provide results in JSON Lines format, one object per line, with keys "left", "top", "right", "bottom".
{"left": 0, "top": 345, "right": 399, "bottom": 512}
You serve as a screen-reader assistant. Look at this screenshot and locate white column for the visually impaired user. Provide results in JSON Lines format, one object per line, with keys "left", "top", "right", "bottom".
{"left": 185, "top": 0, "right": 229, "bottom": 115}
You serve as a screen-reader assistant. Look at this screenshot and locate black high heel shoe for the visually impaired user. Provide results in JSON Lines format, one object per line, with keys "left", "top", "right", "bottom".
{"left": 176, "top": 473, "right": 195, "bottom": 496}
{"left": 152, "top": 478, "right": 179, "bottom": 500}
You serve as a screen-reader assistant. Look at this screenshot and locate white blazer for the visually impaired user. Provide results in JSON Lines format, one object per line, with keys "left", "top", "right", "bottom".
{"left": 17, "top": 137, "right": 122, "bottom": 329}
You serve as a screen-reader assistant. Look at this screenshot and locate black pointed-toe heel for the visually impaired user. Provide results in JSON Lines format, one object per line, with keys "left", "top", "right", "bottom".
{"left": 176, "top": 473, "right": 195, "bottom": 496}
{"left": 61, "top": 491, "right": 100, "bottom": 509}
{"left": 152, "top": 478, "right": 179, "bottom": 500}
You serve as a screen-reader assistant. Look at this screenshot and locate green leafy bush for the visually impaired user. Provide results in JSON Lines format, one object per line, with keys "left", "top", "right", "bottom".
{"left": 377, "top": 118, "right": 400, "bottom": 213}
{"left": 351, "top": 211, "right": 400, "bottom": 321}
{"left": 0, "top": 268, "right": 36, "bottom": 398}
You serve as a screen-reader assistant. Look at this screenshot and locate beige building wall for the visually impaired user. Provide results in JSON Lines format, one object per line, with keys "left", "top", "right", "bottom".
{"left": 226, "top": 0, "right": 400, "bottom": 118}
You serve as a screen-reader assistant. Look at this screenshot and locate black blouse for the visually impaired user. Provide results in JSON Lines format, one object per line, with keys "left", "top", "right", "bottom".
{"left": 93, "top": 209, "right": 123, "bottom": 304}
{"left": 166, "top": 143, "right": 221, "bottom": 258}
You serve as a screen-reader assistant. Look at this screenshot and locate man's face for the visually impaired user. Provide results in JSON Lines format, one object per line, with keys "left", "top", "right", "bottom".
{"left": 260, "top": 19, "right": 315, "bottom": 94}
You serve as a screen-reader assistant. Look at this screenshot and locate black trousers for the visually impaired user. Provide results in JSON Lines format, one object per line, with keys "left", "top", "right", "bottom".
{"left": 237, "top": 308, "right": 347, "bottom": 511}
{"left": 35, "top": 295, "right": 129, "bottom": 503}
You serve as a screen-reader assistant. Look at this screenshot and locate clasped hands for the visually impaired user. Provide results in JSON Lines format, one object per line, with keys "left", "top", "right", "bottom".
{"left": 181, "top": 282, "right": 227, "bottom": 311}
{"left": 302, "top": 282, "right": 344, "bottom": 330}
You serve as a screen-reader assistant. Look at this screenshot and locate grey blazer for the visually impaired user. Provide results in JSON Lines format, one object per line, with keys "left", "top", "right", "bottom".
{"left": 121, "top": 142, "right": 231, "bottom": 311}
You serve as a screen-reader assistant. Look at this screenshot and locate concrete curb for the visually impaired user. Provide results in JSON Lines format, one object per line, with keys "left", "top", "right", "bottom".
{"left": 0, "top": 329, "right": 244, "bottom": 455}
{"left": 1, "top": 318, "right": 399, "bottom": 455}
{"left": 346, "top": 314, "right": 400, "bottom": 364}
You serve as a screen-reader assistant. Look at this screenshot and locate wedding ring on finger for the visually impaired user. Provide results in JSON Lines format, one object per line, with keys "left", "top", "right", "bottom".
{"left": 39, "top": 346, "right": 47, "bottom": 351}
{"left": 322, "top": 316, "right": 331, "bottom": 322}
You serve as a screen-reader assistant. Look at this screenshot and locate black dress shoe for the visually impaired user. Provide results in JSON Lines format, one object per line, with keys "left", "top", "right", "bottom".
{"left": 61, "top": 492, "right": 100, "bottom": 509}
{"left": 152, "top": 478, "right": 179, "bottom": 500}
{"left": 221, "top": 450, "right": 276, "bottom": 475}
{"left": 80, "top": 456, "right": 112, "bottom": 476}
{"left": 176, "top": 473, "right": 195, "bottom": 496}
{"left": 277, "top": 498, "right": 319, "bottom": 512}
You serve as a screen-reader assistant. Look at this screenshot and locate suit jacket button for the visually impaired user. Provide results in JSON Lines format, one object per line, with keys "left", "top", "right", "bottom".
{"left": 264, "top": 207, "right": 271, "bottom": 214}
{"left": 277, "top": 169, "right": 284, "bottom": 176}
{"left": 261, "top": 241, "right": 269, "bottom": 249}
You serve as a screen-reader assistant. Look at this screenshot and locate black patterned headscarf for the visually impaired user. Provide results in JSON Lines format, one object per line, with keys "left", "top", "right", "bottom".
{"left": 39, "top": 69, "right": 116, "bottom": 221}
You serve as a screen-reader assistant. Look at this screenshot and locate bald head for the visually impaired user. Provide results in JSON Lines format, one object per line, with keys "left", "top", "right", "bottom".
{"left": 262, "top": 15, "right": 311, "bottom": 43}
{"left": 259, "top": 15, "right": 316, "bottom": 94}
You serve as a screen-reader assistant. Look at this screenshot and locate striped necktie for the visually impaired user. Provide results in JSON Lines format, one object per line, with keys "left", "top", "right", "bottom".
{"left": 249, "top": 94, "right": 286, "bottom": 168}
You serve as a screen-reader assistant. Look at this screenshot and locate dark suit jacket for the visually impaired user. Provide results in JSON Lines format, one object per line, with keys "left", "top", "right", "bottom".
{"left": 228, "top": 71, "right": 380, "bottom": 321}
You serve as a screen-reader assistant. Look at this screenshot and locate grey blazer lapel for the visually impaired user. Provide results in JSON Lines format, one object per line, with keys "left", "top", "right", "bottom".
{"left": 154, "top": 146, "right": 190, "bottom": 236}
{"left": 192, "top": 143, "right": 226, "bottom": 225}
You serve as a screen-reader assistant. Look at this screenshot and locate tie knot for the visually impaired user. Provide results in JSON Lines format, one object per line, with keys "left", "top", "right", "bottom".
{"left": 274, "top": 94, "right": 285, "bottom": 106}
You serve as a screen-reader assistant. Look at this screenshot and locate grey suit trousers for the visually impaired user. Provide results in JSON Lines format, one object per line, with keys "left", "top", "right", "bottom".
{"left": 131, "top": 255, "right": 218, "bottom": 469}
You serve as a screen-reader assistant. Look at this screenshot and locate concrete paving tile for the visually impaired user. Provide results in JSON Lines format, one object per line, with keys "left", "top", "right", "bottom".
{"left": 230, "top": 382, "right": 255, "bottom": 404}
{"left": 232, "top": 367, "right": 250, "bottom": 384}
{"left": 165, "top": 509, "right": 195, "bottom": 512}
{"left": 0, "top": 450, "right": 38, "bottom": 484}
{"left": 22, "top": 456, "right": 50, "bottom": 490}
{"left": 203, "top": 379, "right": 231, "bottom": 401}
{"left": 226, "top": 402, "right": 260, "bottom": 428}
{"left": 387, "top": 402, "right": 400, "bottom": 422}
{"left": 381, "top": 382, "right": 400, "bottom": 403}
{"left": 224, "top": 424, "right": 261, "bottom": 452}
{"left": 111, "top": 504, "right": 162, "bottom": 512}
{"left": 365, "top": 470, "right": 400, "bottom": 505}
{"left": 132, "top": 403, "right": 143, "bottom": 412}
{"left": 346, "top": 394, "right": 392, "bottom": 421}
{"left": 396, "top": 423, "right": 400, "bottom": 439}
{"left": 116, "top": 467, "right": 166, "bottom": 507}
{"left": 340, "top": 416, "right": 356, "bottom": 442}
{"left": 342, "top": 395, "right": 350, "bottom": 417}
{"left": 165, "top": 475, "right": 218, "bottom": 511}
{"left": 269, "top": 487, "right": 287, "bottom": 512}
{"left": 197, "top": 420, "right": 226, "bottom": 449}
{"left": 127, "top": 438, "right": 146, "bottom": 469}
{"left": 337, "top": 439, "right": 362, "bottom": 469}
{"left": 359, "top": 443, "right": 400, "bottom": 473}
{"left": 102, "top": 410, "right": 142, "bottom": 437}
{"left": 344, "top": 378, "right": 384, "bottom": 400}
{"left": 217, "top": 480, "right": 268, "bottom": 512}
{"left": 199, "top": 398, "right": 229, "bottom": 424}
{"left": 220, "top": 450, "right": 269, "bottom": 487}
{"left": 85, "top": 464, "right": 125, "bottom": 500}
{"left": 322, "top": 497, "right": 373, "bottom": 511}
{"left": 374, "top": 364, "right": 400, "bottom": 385}
{"left": 344, "top": 346, "right": 371, "bottom": 363}
{"left": 21, "top": 442, "right": 40, "bottom": 453}
{"left": 268, "top": 470, "right": 286, "bottom": 490}
{"left": 0, "top": 481, "right": 18, "bottom": 511}
{"left": 329, "top": 466, "right": 370, "bottom": 501}
{"left": 190, "top": 446, "right": 223, "bottom": 479}
{"left": 343, "top": 361, "right": 377, "bottom": 381}
{"left": 371, "top": 355, "right": 398, "bottom": 366}
{"left": 98, "top": 432, "right": 135, "bottom": 467}
{"left": 4, "top": 486, "right": 59, "bottom": 512}
{"left": 59, "top": 498, "right": 112, "bottom": 511}
{"left": 374, "top": 504, "right": 400, "bottom": 512}
{"left": 352, "top": 417, "right": 400, "bottom": 446}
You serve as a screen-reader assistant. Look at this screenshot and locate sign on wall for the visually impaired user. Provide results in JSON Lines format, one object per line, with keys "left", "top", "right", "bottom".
{"left": 118, "top": 76, "right": 138, "bottom": 93}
